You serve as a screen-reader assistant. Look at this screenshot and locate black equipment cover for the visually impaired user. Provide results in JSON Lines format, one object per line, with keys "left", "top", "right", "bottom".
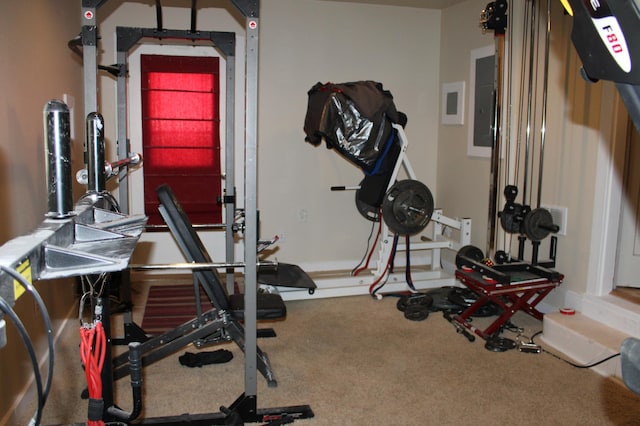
{"left": 567, "top": 0, "right": 640, "bottom": 131}
{"left": 303, "top": 81, "right": 406, "bottom": 174}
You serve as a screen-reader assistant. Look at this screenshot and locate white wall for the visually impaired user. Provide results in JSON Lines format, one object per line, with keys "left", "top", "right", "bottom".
{"left": 436, "top": 0, "right": 494, "bottom": 251}
{"left": 98, "top": 0, "right": 442, "bottom": 270}
{"left": 258, "top": 0, "right": 441, "bottom": 267}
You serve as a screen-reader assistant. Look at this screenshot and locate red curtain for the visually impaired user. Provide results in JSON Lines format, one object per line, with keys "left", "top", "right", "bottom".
{"left": 141, "top": 55, "right": 222, "bottom": 225}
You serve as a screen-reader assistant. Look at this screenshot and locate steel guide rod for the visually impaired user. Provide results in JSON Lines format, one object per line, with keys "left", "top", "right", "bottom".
{"left": 522, "top": 0, "right": 537, "bottom": 208}
{"left": 536, "top": 0, "right": 551, "bottom": 208}
{"left": 482, "top": 0, "right": 508, "bottom": 257}
{"left": 129, "top": 260, "right": 277, "bottom": 270}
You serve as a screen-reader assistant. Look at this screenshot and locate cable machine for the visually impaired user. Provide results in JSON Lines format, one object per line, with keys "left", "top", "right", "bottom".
{"left": 448, "top": 0, "right": 565, "bottom": 351}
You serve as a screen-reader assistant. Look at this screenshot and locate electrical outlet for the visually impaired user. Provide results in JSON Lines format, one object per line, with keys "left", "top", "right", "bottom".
{"left": 542, "top": 205, "right": 567, "bottom": 236}
{"left": 298, "top": 209, "right": 308, "bottom": 223}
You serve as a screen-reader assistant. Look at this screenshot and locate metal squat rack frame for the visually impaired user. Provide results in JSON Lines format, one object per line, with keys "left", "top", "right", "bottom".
{"left": 78, "top": 0, "right": 313, "bottom": 423}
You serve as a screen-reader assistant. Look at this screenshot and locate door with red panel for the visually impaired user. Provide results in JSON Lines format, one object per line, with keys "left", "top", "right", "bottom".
{"left": 140, "top": 54, "right": 222, "bottom": 226}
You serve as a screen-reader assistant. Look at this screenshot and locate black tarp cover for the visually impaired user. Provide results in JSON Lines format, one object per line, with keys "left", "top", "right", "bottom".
{"left": 303, "top": 81, "right": 405, "bottom": 174}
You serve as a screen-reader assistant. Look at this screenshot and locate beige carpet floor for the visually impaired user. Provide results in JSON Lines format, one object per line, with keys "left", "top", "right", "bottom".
{"left": 25, "top": 284, "right": 640, "bottom": 425}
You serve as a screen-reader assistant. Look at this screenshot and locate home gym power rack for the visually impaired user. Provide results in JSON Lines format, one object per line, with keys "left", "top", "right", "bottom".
{"left": 70, "top": 0, "right": 315, "bottom": 424}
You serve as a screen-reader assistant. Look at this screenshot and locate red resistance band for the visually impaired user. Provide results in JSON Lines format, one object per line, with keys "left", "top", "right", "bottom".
{"left": 79, "top": 321, "right": 106, "bottom": 426}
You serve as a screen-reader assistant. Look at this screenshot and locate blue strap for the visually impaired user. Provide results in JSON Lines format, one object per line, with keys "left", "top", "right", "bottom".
{"left": 364, "top": 129, "right": 396, "bottom": 176}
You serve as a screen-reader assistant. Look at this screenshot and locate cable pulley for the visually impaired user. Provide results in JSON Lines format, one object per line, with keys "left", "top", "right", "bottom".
{"left": 381, "top": 179, "right": 434, "bottom": 236}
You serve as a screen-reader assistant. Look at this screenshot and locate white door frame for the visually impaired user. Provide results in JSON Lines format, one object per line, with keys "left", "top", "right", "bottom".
{"left": 582, "top": 82, "right": 640, "bottom": 337}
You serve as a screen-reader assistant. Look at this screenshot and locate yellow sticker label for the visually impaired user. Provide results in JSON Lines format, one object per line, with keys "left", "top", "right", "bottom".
{"left": 13, "top": 260, "right": 32, "bottom": 301}
{"left": 559, "top": 0, "right": 573, "bottom": 16}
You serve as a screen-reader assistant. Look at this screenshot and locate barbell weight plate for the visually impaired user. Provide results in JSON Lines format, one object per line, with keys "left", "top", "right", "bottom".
{"left": 355, "top": 189, "right": 381, "bottom": 222}
{"left": 448, "top": 287, "right": 477, "bottom": 307}
{"left": 455, "top": 245, "right": 485, "bottom": 269}
{"left": 484, "top": 336, "right": 517, "bottom": 352}
{"left": 396, "top": 293, "right": 434, "bottom": 312}
{"left": 523, "top": 207, "right": 557, "bottom": 241}
{"left": 381, "top": 179, "right": 434, "bottom": 236}
{"left": 499, "top": 202, "right": 523, "bottom": 234}
{"left": 403, "top": 305, "right": 430, "bottom": 321}
{"left": 447, "top": 287, "right": 500, "bottom": 317}
{"left": 425, "top": 286, "right": 462, "bottom": 311}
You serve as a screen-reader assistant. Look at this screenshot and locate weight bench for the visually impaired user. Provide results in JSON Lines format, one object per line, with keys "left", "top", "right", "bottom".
{"left": 450, "top": 249, "right": 563, "bottom": 346}
{"left": 113, "top": 184, "right": 286, "bottom": 387}
{"left": 302, "top": 81, "right": 473, "bottom": 295}
{"left": 304, "top": 80, "right": 433, "bottom": 234}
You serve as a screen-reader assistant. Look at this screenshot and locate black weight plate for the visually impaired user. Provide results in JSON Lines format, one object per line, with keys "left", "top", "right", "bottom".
{"left": 499, "top": 202, "right": 523, "bottom": 234}
{"left": 403, "top": 305, "right": 430, "bottom": 321}
{"left": 396, "top": 296, "right": 410, "bottom": 312}
{"left": 484, "top": 336, "right": 517, "bottom": 352}
{"left": 455, "top": 245, "right": 484, "bottom": 269}
{"left": 425, "top": 286, "right": 461, "bottom": 311}
{"left": 396, "top": 293, "right": 434, "bottom": 312}
{"left": 382, "top": 180, "right": 434, "bottom": 236}
{"left": 523, "top": 207, "right": 555, "bottom": 241}
{"left": 448, "top": 287, "right": 478, "bottom": 307}
{"left": 473, "top": 301, "right": 501, "bottom": 318}
{"left": 448, "top": 287, "right": 500, "bottom": 317}
{"left": 355, "top": 188, "right": 380, "bottom": 222}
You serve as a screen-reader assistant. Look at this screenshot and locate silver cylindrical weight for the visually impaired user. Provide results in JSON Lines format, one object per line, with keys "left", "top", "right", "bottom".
{"left": 86, "top": 112, "right": 106, "bottom": 192}
{"left": 44, "top": 100, "right": 73, "bottom": 218}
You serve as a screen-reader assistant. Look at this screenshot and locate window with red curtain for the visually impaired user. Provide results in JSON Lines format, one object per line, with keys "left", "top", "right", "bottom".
{"left": 141, "top": 55, "right": 222, "bottom": 226}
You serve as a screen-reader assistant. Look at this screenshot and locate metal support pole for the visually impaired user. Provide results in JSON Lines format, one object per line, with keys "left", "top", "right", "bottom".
{"left": 225, "top": 55, "right": 237, "bottom": 294}
{"left": 487, "top": 35, "right": 505, "bottom": 257}
{"left": 116, "top": 49, "right": 130, "bottom": 214}
{"left": 81, "top": 2, "right": 98, "bottom": 147}
{"left": 243, "top": 8, "right": 260, "bottom": 400}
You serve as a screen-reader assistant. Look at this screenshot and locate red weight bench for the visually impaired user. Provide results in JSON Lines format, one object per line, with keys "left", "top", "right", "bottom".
{"left": 450, "top": 257, "right": 563, "bottom": 343}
